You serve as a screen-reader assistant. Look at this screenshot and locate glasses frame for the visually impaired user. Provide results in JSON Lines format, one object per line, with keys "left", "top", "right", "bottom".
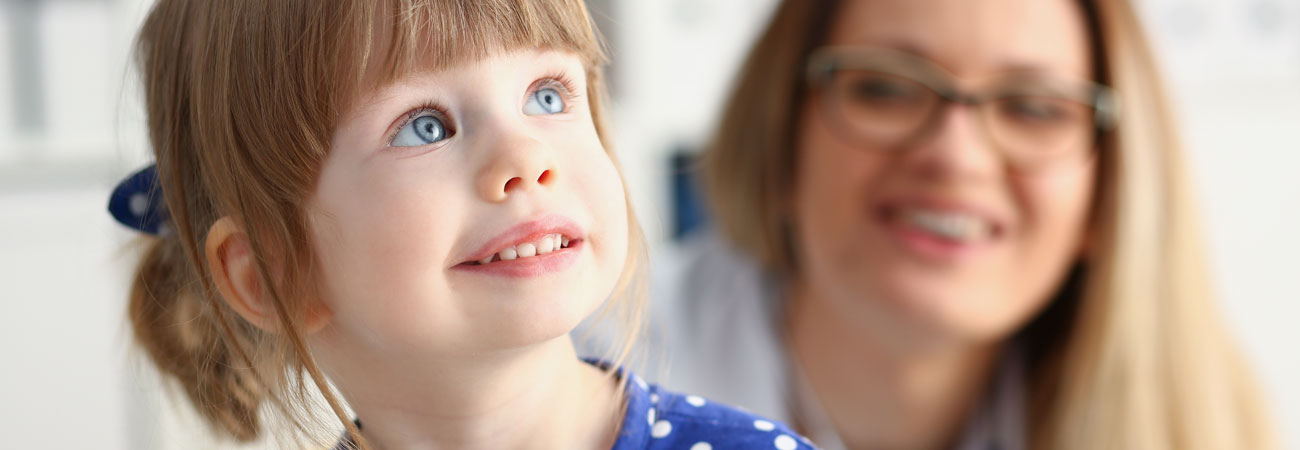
{"left": 804, "top": 46, "right": 1120, "bottom": 167}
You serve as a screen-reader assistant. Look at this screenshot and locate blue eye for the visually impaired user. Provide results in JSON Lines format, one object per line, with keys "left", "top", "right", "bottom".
{"left": 524, "top": 88, "right": 566, "bottom": 115}
{"left": 391, "top": 114, "right": 449, "bottom": 147}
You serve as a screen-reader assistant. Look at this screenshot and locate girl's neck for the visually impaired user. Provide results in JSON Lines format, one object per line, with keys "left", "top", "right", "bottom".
{"left": 327, "top": 336, "right": 622, "bottom": 450}
{"left": 786, "top": 282, "right": 1002, "bottom": 450}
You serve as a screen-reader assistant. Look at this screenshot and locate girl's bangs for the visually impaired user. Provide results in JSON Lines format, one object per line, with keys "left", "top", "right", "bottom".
{"left": 367, "top": 0, "right": 606, "bottom": 90}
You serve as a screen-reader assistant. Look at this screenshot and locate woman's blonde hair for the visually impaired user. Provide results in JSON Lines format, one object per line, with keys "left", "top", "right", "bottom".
{"left": 704, "top": 0, "right": 1275, "bottom": 449}
{"left": 127, "top": 0, "right": 645, "bottom": 447}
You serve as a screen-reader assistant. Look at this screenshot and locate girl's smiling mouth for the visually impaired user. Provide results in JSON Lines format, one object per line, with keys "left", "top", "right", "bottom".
{"left": 453, "top": 215, "right": 586, "bottom": 277}
{"left": 470, "top": 233, "right": 578, "bottom": 265}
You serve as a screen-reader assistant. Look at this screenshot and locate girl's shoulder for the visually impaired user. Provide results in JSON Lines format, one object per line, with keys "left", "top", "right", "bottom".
{"left": 613, "top": 369, "right": 818, "bottom": 450}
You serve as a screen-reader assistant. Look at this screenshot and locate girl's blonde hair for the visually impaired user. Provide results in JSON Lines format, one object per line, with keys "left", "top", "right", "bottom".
{"left": 128, "top": 0, "right": 645, "bottom": 446}
{"left": 704, "top": 0, "right": 1276, "bottom": 449}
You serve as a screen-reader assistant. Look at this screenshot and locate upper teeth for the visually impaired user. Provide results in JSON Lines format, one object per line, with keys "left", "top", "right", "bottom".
{"left": 903, "top": 209, "right": 990, "bottom": 241}
{"left": 477, "top": 234, "right": 572, "bottom": 265}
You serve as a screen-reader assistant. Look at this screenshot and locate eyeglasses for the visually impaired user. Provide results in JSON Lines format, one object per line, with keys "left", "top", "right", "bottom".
{"left": 805, "top": 47, "right": 1118, "bottom": 169}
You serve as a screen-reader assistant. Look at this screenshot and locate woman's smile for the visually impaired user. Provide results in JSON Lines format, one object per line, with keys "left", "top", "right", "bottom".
{"left": 874, "top": 197, "right": 1008, "bottom": 262}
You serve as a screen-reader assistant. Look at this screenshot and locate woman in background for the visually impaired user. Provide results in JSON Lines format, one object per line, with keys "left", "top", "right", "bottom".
{"left": 657, "top": 0, "right": 1278, "bottom": 448}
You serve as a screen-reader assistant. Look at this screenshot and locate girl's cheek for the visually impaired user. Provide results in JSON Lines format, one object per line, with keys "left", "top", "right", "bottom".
{"left": 579, "top": 151, "right": 629, "bottom": 242}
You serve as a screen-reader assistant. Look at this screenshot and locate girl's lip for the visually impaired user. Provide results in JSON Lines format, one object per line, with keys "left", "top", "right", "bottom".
{"left": 451, "top": 239, "right": 584, "bottom": 278}
{"left": 457, "top": 214, "right": 585, "bottom": 265}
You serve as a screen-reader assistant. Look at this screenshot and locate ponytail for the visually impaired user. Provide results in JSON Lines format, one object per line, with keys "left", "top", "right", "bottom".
{"left": 127, "top": 234, "right": 266, "bottom": 441}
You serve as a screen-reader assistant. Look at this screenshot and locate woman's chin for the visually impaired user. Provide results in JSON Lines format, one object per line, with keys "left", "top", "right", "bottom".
{"left": 861, "top": 273, "right": 1030, "bottom": 346}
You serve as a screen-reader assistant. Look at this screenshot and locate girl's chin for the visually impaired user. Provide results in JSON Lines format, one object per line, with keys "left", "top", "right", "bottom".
{"left": 465, "top": 299, "right": 603, "bottom": 345}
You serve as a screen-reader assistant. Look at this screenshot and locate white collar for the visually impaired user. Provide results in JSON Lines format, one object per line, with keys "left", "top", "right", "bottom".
{"left": 670, "top": 232, "right": 1027, "bottom": 450}
{"left": 783, "top": 340, "right": 1027, "bottom": 450}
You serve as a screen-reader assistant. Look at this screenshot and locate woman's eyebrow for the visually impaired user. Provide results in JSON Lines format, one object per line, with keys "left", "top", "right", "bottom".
{"left": 855, "top": 38, "right": 1079, "bottom": 76}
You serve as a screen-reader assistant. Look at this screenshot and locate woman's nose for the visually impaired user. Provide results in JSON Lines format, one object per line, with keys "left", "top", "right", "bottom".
{"left": 475, "top": 129, "right": 557, "bottom": 202}
{"left": 904, "top": 105, "right": 1003, "bottom": 181}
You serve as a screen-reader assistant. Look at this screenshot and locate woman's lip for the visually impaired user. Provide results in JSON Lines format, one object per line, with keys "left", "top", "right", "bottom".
{"left": 876, "top": 198, "right": 1008, "bottom": 239}
{"left": 873, "top": 199, "right": 1006, "bottom": 260}
{"left": 459, "top": 214, "right": 585, "bottom": 265}
{"left": 883, "top": 216, "right": 983, "bottom": 260}
{"left": 451, "top": 239, "right": 584, "bottom": 278}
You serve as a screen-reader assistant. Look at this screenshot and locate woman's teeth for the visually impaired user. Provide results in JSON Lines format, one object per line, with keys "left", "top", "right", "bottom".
{"left": 476, "top": 234, "right": 572, "bottom": 265}
{"left": 902, "top": 208, "right": 990, "bottom": 242}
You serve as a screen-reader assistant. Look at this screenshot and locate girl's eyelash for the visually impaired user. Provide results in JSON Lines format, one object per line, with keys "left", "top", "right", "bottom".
{"left": 386, "top": 103, "right": 453, "bottom": 146}
{"left": 535, "top": 72, "right": 582, "bottom": 104}
{"left": 384, "top": 71, "right": 578, "bottom": 145}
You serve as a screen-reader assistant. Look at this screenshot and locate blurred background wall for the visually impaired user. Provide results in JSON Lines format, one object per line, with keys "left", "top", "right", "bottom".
{"left": 0, "top": 0, "right": 1296, "bottom": 448}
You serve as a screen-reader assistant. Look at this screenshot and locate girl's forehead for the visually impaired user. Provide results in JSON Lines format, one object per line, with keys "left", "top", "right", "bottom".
{"left": 375, "top": 45, "right": 586, "bottom": 82}
{"left": 357, "top": 1, "right": 604, "bottom": 80}
{"left": 328, "top": 0, "right": 606, "bottom": 117}
{"left": 346, "top": 28, "right": 599, "bottom": 104}
{"left": 347, "top": 48, "right": 587, "bottom": 108}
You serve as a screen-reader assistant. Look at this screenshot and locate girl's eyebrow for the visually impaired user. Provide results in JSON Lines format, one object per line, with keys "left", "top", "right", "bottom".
{"left": 357, "top": 82, "right": 413, "bottom": 109}
{"left": 346, "top": 80, "right": 433, "bottom": 123}
{"left": 337, "top": 90, "right": 396, "bottom": 127}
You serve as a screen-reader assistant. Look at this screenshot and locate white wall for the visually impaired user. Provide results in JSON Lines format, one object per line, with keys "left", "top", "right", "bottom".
{"left": 1138, "top": 1, "right": 1300, "bottom": 444}
{"left": 0, "top": 0, "right": 1296, "bottom": 448}
{"left": 0, "top": 189, "right": 134, "bottom": 449}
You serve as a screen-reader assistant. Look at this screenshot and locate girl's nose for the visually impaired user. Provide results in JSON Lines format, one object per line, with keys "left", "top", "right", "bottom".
{"left": 475, "top": 130, "right": 557, "bottom": 202}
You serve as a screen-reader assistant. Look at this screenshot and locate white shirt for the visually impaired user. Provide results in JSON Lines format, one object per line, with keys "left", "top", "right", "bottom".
{"left": 631, "top": 232, "right": 1027, "bottom": 450}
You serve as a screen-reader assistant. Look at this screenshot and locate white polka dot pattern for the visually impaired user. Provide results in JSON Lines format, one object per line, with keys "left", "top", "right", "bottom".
{"left": 129, "top": 193, "right": 149, "bottom": 217}
{"left": 652, "top": 420, "right": 673, "bottom": 438}
{"left": 573, "top": 359, "right": 813, "bottom": 450}
{"left": 685, "top": 395, "right": 706, "bottom": 407}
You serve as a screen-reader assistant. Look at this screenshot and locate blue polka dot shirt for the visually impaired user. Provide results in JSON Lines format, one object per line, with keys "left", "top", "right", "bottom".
{"left": 612, "top": 364, "right": 818, "bottom": 450}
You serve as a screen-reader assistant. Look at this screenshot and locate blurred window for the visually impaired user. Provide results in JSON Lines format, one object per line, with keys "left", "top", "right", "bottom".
{"left": 0, "top": 0, "right": 140, "bottom": 191}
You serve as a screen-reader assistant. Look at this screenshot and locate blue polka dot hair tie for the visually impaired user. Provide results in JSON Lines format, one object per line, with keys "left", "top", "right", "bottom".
{"left": 107, "top": 164, "right": 171, "bottom": 236}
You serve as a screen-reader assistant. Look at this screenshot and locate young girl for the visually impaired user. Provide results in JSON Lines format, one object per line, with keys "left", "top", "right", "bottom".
{"left": 110, "top": 1, "right": 814, "bottom": 449}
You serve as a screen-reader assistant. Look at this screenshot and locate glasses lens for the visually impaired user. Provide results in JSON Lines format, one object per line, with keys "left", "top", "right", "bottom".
{"left": 824, "top": 69, "right": 938, "bottom": 145}
{"left": 984, "top": 95, "right": 1096, "bottom": 163}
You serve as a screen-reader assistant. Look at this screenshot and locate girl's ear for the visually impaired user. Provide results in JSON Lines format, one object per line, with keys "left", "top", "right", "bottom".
{"left": 205, "top": 217, "right": 332, "bottom": 333}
